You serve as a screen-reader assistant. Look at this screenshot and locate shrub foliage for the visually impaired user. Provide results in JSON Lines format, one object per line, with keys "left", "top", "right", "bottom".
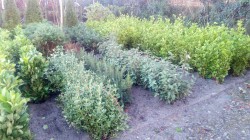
{"left": 49, "top": 47, "right": 128, "bottom": 140}
{"left": 99, "top": 39, "right": 193, "bottom": 103}
{"left": 87, "top": 16, "right": 250, "bottom": 82}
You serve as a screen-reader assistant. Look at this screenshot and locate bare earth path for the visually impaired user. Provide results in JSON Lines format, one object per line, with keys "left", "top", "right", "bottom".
{"left": 29, "top": 72, "right": 250, "bottom": 140}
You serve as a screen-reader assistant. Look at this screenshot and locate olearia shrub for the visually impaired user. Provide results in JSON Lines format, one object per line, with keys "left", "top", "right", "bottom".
{"left": 49, "top": 47, "right": 128, "bottom": 140}
{"left": 99, "top": 39, "right": 194, "bottom": 103}
{"left": 87, "top": 15, "right": 250, "bottom": 83}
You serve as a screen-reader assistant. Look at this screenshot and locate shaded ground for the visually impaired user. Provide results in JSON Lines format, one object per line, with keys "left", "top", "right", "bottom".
{"left": 29, "top": 96, "right": 89, "bottom": 140}
{"left": 29, "top": 72, "right": 250, "bottom": 140}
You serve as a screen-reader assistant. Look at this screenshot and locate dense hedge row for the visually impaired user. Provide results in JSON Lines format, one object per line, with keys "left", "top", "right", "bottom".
{"left": 0, "top": 29, "right": 32, "bottom": 140}
{"left": 98, "top": 39, "right": 193, "bottom": 103}
{"left": 78, "top": 50, "right": 133, "bottom": 106}
{"left": 49, "top": 47, "right": 128, "bottom": 140}
{"left": 87, "top": 16, "right": 250, "bottom": 82}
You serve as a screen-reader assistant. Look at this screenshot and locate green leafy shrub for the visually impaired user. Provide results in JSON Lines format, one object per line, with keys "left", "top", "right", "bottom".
{"left": 99, "top": 39, "right": 193, "bottom": 103}
{"left": 0, "top": 45, "right": 31, "bottom": 140}
{"left": 85, "top": 2, "right": 114, "bottom": 21}
{"left": 87, "top": 16, "right": 250, "bottom": 82}
{"left": 65, "top": 23, "right": 103, "bottom": 51}
{"left": 49, "top": 47, "right": 128, "bottom": 140}
{"left": 24, "top": 22, "right": 65, "bottom": 56}
{"left": 50, "top": 47, "right": 127, "bottom": 139}
{"left": 0, "top": 88, "right": 31, "bottom": 140}
{"left": 79, "top": 50, "right": 133, "bottom": 106}
{"left": 18, "top": 45, "right": 50, "bottom": 102}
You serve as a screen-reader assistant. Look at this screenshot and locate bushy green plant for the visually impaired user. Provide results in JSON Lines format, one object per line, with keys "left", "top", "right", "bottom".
{"left": 65, "top": 23, "right": 102, "bottom": 51}
{"left": 18, "top": 45, "right": 50, "bottom": 102}
{"left": 79, "top": 50, "right": 133, "bottom": 106}
{"left": 85, "top": 2, "right": 114, "bottom": 21}
{"left": 3, "top": 0, "right": 20, "bottom": 30}
{"left": 0, "top": 88, "right": 31, "bottom": 140}
{"left": 24, "top": 22, "right": 65, "bottom": 56}
{"left": 87, "top": 16, "right": 250, "bottom": 82}
{"left": 99, "top": 39, "right": 193, "bottom": 103}
{"left": 25, "top": 0, "right": 43, "bottom": 24}
{"left": 64, "top": 0, "right": 78, "bottom": 27}
{"left": 49, "top": 47, "right": 128, "bottom": 140}
{"left": 0, "top": 45, "right": 31, "bottom": 140}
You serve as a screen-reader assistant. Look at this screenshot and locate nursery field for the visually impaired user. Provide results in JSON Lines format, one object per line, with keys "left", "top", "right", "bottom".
{"left": 28, "top": 72, "right": 250, "bottom": 140}
{"left": 0, "top": 1, "right": 250, "bottom": 140}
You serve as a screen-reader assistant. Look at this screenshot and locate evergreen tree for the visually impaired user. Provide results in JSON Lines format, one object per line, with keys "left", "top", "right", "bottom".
{"left": 25, "top": 0, "right": 43, "bottom": 24}
{"left": 3, "top": 0, "right": 20, "bottom": 30}
{"left": 65, "top": 0, "right": 78, "bottom": 27}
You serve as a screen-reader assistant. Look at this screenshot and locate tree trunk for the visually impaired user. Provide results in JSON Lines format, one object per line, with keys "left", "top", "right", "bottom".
{"left": 1, "top": 0, "right": 4, "bottom": 10}
{"left": 59, "top": 0, "right": 63, "bottom": 28}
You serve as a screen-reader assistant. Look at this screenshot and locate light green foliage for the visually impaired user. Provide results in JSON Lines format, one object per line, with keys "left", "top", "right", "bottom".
{"left": 79, "top": 50, "right": 133, "bottom": 106}
{"left": 0, "top": 36, "right": 31, "bottom": 139}
{"left": 0, "top": 28, "right": 54, "bottom": 102}
{"left": 49, "top": 47, "right": 128, "bottom": 140}
{"left": 87, "top": 16, "right": 250, "bottom": 83}
{"left": 85, "top": 2, "right": 114, "bottom": 21}
{"left": 18, "top": 45, "right": 50, "bottom": 102}
{"left": 65, "top": 23, "right": 102, "bottom": 51}
{"left": 0, "top": 88, "right": 31, "bottom": 140}
{"left": 99, "top": 40, "right": 193, "bottom": 103}
{"left": 25, "top": 0, "right": 43, "bottom": 24}
{"left": 64, "top": 0, "right": 78, "bottom": 27}
{"left": 24, "top": 22, "right": 65, "bottom": 56}
{"left": 3, "top": 0, "right": 20, "bottom": 30}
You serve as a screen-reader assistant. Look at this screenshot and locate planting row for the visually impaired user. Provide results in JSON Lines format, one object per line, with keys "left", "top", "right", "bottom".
{"left": 98, "top": 39, "right": 193, "bottom": 103}
{"left": 49, "top": 47, "right": 128, "bottom": 140}
{"left": 86, "top": 16, "right": 250, "bottom": 82}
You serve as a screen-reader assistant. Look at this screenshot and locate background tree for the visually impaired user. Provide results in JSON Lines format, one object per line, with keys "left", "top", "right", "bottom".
{"left": 64, "top": 0, "right": 78, "bottom": 27}
{"left": 25, "top": 0, "right": 43, "bottom": 24}
{"left": 3, "top": 0, "right": 20, "bottom": 30}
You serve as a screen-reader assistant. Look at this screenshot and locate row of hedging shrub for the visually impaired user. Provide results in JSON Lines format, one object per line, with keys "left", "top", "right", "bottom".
{"left": 98, "top": 39, "right": 194, "bottom": 103}
{"left": 77, "top": 50, "right": 133, "bottom": 106}
{"left": 87, "top": 16, "right": 250, "bottom": 83}
{"left": 0, "top": 27, "right": 56, "bottom": 102}
{"left": 49, "top": 47, "right": 128, "bottom": 140}
{"left": 0, "top": 30, "right": 32, "bottom": 140}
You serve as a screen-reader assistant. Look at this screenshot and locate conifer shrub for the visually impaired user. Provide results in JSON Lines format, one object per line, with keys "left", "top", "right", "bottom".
{"left": 25, "top": 0, "right": 43, "bottom": 24}
{"left": 64, "top": 0, "right": 78, "bottom": 27}
{"left": 3, "top": 0, "right": 20, "bottom": 30}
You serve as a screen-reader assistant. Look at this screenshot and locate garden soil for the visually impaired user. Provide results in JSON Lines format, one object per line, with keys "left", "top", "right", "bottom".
{"left": 29, "top": 71, "right": 250, "bottom": 140}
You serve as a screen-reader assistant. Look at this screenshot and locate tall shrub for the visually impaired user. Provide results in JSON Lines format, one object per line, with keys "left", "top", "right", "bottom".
{"left": 25, "top": 0, "right": 43, "bottom": 24}
{"left": 64, "top": 0, "right": 78, "bottom": 27}
{"left": 3, "top": 0, "right": 20, "bottom": 30}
